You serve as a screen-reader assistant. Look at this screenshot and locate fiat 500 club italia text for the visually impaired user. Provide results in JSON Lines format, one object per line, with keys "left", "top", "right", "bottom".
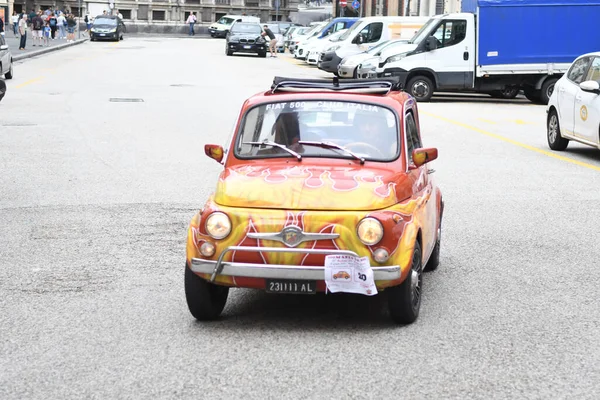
{"left": 185, "top": 77, "right": 443, "bottom": 324}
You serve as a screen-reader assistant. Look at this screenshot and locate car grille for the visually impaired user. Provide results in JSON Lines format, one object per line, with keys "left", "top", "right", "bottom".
{"left": 240, "top": 39, "right": 255, "bottom": 44}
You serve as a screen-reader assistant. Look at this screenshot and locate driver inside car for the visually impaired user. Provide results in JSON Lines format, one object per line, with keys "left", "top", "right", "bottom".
{"left": 272, "top": 111, "right": 302, "bottom": 151}
{"left": 353, "top": 112, "right": 397, "bottom": 157}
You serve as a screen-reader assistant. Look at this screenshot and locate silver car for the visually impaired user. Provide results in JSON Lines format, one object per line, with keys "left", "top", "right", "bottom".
{"left": 338, "top": 41, "right": 392, "bottom": 79}
{"left": 356, "top": 39, "right": 411, "bottom": 79}
{"left": 0, "top": 35, "right": 14, "bottom": 80}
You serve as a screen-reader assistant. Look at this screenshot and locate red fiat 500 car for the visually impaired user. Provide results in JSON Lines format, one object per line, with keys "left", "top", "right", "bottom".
{"left": 186, "top": 77, "right": 443, "bottom": 324}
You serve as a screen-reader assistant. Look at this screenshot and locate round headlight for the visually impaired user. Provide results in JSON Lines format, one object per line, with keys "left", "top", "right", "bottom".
{"left": 205, "top": 212, "right": 231, "bottom": 239}
{"left": 357, "top": 218, "right": 383, "bottom": 246}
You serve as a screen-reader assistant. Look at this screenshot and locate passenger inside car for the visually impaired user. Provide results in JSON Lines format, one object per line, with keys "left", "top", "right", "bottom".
{"left": 353, "top": 112, "right": 397, "bottom": 157}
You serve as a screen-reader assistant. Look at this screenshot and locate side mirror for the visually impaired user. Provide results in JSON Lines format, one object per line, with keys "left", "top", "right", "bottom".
{"left": 411, "top": 148, "right": 438, "bottom": 168}
{"left": 354, "top": 34, "right": 364, "bottom": 44}
{"left": 0, "top": 45, "right": 8, "bottom": 50}
{"left": 204, "top": 144, "right": 225, "bottom": 164}
{"left": 580, "top": 80, "right": 600, "bottom": 94}
{"left": 425, "top": 36, "right": 438, "bottom": 51}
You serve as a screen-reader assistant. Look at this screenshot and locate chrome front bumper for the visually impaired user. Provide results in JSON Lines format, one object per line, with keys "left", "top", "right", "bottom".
{"left": 191, "top": 246, "right": 401, "bottom": 282}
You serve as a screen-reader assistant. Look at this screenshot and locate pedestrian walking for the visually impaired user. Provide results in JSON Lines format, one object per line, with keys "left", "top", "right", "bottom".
{"left": 57, "top": 13, "right": 66, "bottom": 39}
{"left": 18, "top": 15, "right": 27, "bottom": 49}
{"left": 261, "top": 25, "right": 277, "bottom": 58}
{"left": 12, "top": 12, "right": 19, "bottom": 36}
{"left": 66, "top": 14, "right": 76, "bottom": 42}
{"left": 31, "top": 12, "right": 44, "bottom": 46}
{"left": 43, "top": 21, "right": 51, "bottom": 46}
{"left": 186, "top": 12, "right": 197, "bottom": 36}
{"left": 0, "top": 14, "right": 5, "bottom": 36}
{"left": 84, "top": 14, "right": 91, "bottom": 36}
{"left": 49, "top": 13, "right": 58, "bottom": 39}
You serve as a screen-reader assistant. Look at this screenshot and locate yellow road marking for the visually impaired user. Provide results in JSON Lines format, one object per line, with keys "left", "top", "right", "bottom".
{"left": 15, "top": 77, "right": 43, "bottom": 89}
{"left": 422, "top": 111, "right": 600, "bottom": 172}
{"left": 514, "top": 119, "right": 535, "bottom": 125}
{"left": 477, "top": 118, "right": 497, "bottom": 124}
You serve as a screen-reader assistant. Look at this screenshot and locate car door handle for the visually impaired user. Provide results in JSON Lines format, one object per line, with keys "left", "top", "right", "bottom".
{"left": 463, "top": 52, "right": 469, "bottom": 61}
{"left": 559, "top": 88, "right": 565, "bottom": 93}
{"left": 576, "top": 96, "right": 583, "bottom": 101}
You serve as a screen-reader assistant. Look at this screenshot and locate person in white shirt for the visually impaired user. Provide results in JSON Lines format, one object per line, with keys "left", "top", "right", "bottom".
{"left": 57, "top": 13, "right": 66, "bottom": 39}
{"left": 12, "top": 12, "right": 19, "bottom": 36}
{"left": 186, "top": 12, "right": 197, "bottom": 36}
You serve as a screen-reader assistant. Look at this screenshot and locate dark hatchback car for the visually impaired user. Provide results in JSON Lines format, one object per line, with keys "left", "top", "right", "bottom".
{"left": 225, "top": 22, "right": 267, "bottom": 57}
{"left": 90, "top": 16, "right": 126, "bottom": 42}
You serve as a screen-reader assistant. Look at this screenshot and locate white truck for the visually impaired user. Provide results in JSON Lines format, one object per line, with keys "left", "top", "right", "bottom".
{"left": 376, "top": 0, "right": 600, "bottom": 103}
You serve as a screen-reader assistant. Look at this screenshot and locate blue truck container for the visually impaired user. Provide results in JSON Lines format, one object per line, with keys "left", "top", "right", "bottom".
{"left": 461, "top": 0, "right": 478, "bottom": 12}
{"left": 477, "top": 0, "right": 600, "bottom": 66}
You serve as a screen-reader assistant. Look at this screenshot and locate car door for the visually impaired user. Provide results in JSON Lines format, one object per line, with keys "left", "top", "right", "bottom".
{"left": 557, "top": 56, "right": 592, "bottom": 136}
{"left": 0, "top": 35, "right": 8, "bottom": 74}
{"left": 425, "top": 19, "right": 471, "bottom": 89}
{"left": 573, "top": 56, "right": 600, "bottom": 145}
{"left": 405, "top": 111, "right": 436, "bottom": 258}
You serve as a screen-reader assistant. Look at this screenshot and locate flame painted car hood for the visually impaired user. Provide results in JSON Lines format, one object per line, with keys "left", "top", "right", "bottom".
{"left": 214, "top": 164, "right": 411, "bottom": 211}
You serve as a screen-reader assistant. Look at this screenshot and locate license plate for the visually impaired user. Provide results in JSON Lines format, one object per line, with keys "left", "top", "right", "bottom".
{"left": 244, "top": 45, "right": 251, "bottom": 49}
{"left": 99, "top": 34, "right": 105, "bottom": 36}
{"left": 266, "top": 279, "right": 316, "bottom": 294}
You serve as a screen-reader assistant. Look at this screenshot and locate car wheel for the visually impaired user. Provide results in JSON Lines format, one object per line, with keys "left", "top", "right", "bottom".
{"left": 259, "top": 51, "right": 267, "bottom": 58}
{"left": 5, "top": 63, "right": 13, "bottom": 80}
{"left": 0, "top": 79, "right": 6, "bottom": 102}
{"left": 547, "top": 109, "right": 569, "bottom": 151}
{"left": 540, "top": 78, "right": 558, "bottom": 105}
{"left": 184, "top": 264, "right": 229, "bottom": 320}
{"left": 490, "top": 87, "right": 519, "bottom": 99}
{"left": 524, "top": 88, "right": 541, "bottom": 103}
{"left": 387, "top": 241, "right": 423, "bottom": 324}
{"left": 407, "top": 76, "right": 434, "bottom": 102}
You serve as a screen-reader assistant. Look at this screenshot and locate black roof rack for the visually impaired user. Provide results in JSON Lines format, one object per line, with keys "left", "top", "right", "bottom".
{"left": 271, "top": 76, "right": 403, "bottom": 95}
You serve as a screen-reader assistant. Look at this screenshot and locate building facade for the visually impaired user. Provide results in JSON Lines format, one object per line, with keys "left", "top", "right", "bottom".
{"left": 8, "top": 0, "right": 301, "bottom": 26}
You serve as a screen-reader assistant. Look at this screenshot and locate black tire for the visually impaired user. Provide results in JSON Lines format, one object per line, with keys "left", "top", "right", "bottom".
{"left": 407, "top": 76, "right": 434, "bottom": 102}
{"left": 226, "top": 45, "right": 233, "bottom": 56}
{"left": 540, "top": 78, "right": 558, "bottom": 105}
{"left": 524, "top": 87, "right": 541, "bottom": 103}
{"left": 490, "top": 87, "right": 518, "bottom": 99}
{"left": 547, "top": 109, "right": 569, "bottom": 151}
{"left": 258, "top": 52, "right": 267, "bottom": 58}
{"left": 5, "top": 63, "right": 13, "bottom": 80}
{"left": 352, "top": 67, "right": 358, "bottom": 79}
{"left": 185, "top": 265, "right": 229, "bottom": 320}
{"left": 0, "top": 79, "right": 6, "bottom": 102}
{"left": 387, "top": 241, "right": 423, "bottom": 324}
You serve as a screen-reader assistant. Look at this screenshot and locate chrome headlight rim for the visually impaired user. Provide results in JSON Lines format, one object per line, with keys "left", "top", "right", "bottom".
{"left": 205, "top": 212, "right": 232, "bottom": 240}
{"left": 356, "top": 217, "right": 384, "bottom": 246}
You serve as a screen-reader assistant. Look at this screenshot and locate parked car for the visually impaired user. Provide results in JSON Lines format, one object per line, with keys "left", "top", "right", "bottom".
{"left": 209, "top": 15, "right": 260, "bottom": 38}
{"left": 90, "top": 15, "right": 126, "bottom": 42}
{"left": 186, "top": 76, "right": 444, "bottom": 324}
{"left": 0, "top": 34, "right": 14, "bottom": 80}
{"left": 305, "top": 29, "right": 348, "bottom": 65}
{"left": 284, "top": 26, "right": 309, "bottom": 51}
{"left": 338, "top": 40, "right": 391, "bottom": 79}
{"left": 225, "top": 22, "right": 268, "bottom": 57}
{"left": 547, "top": 51, "right": 600, "bottom": 151}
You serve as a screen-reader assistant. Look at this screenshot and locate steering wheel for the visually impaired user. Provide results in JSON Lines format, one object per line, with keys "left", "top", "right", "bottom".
{"left": 344, "top": 142, "right": 385, "bottom": 158}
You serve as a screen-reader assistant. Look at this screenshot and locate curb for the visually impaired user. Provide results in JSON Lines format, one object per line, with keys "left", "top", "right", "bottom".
{"left": 13, "top": 38, "right": 88, "bottom": 62}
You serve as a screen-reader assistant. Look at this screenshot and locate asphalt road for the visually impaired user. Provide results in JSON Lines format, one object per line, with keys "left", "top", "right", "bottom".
{"left": 2, "top": 38, "right": 600, "bottom": 399}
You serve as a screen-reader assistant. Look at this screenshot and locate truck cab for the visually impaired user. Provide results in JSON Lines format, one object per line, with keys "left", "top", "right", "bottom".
{"left": 209, "top": 15, "right": 261, "bottom": 38}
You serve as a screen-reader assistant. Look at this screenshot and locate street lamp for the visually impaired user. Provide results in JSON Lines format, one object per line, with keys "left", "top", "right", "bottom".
{"left": 78, "top": 0, "right": 81, "bottom": 39}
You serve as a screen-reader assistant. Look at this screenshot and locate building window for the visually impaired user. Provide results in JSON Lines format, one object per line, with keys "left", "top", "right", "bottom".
{"left": 138, "top": 5, "right": 149, "bottom": 20}
{"left": 215, "top": 0, "right": 231, "bottom": 5}
{"left": 120, "top": 9, "right": 132, "bottom": 19}
{"left": 186, "top": 0, "right": 200, "bottom": 3}
{"left": 152, "top": 10, "right": 166, "bottom": 20}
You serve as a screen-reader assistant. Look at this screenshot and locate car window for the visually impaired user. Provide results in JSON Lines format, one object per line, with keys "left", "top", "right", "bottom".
{"left": 405, "top": 112, "right": 422, "bottom": 164}
{"left": 567, "top": 56, "right": 592, "bottom": 84}
{"left": 584, "top": 57, "right": 600, "bottom": 83}
{"left": 217, "top": 17, "right": 235, "bottom": 25}
{"left": 432, "top": 20, "right": 466, "bottom": 48}
{"left": 231, "top": 23, "right": 261, "bottom": 34}
{"left": 359, "top": 23, "right": 383, "bottom": 43}
{"left": 236, "top": 101, "right": 399, "bottom": 161}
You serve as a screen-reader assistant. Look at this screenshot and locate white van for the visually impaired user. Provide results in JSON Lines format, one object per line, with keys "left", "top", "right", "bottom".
{"left": 317, "top": 16, "right": 429, "bottom": 75}
{"left": 209, "top": 15, "right": 261, "bottom": 38}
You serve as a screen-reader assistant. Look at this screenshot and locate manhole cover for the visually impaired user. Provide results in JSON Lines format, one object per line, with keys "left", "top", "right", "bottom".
{"left": 49, "top": 92, "right": 61, "bottom": 95}
{"left": 170, "top": 84, "right": 195, "bottom": 87}
{"left": 112, "top": 46, "right": 145, "bottom": 50}
{"left": 2, "top": 123, "right": 38, "bottom": 127}
{"left": 109, "top": 98, "right": 144, "bottom": 103}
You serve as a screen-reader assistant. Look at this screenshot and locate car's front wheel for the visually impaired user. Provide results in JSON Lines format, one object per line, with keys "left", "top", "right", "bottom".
{"left": 547, "top": 109, "right": 569, "bottom": 151}
{"left": 407, "top": 75, "right": 434, "bottom": 102}
{"left": 5, "top": 62, "right": 13, "bottom": 79}
{"left": 185, "top": 265, "right": 229, "bottom": 320}
{"left": 387, "top": 241, "right": 423, "bottom": 324}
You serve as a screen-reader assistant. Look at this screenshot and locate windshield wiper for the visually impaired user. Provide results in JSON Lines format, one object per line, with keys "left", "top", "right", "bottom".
{"left": 298, "top": 141, "right": 365, "bottom": 164}
{"left": 243, "top": 140, "right": 302, "bottom": 161}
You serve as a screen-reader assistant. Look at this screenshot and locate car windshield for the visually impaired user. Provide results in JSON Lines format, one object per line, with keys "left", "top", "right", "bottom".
{"left": 94, "top": 18, "right": 116, "bottom": 26}
{"left": 366, "top": 40, "right": 390, "bottom": 54}
{"left": 232, "top": 23, "right": 261, "bottom": 34}
{"left": 217, "top": 17, "right": 235, "bottom": 25}
{"left": 266, "top": 25, "right": 281, "bottom": 34}
{"left": 236, "top": 101, "right": 399, "bottom": 161}
{"left": 410, "top": 17, "right": 438, "bottom": 44}
{"left": 338, "top": 21, "right": 363, "bottom": 41}
{"left": 377, "top": 40, "right": 410, "bottom": 55}
{"left": 306, "top": 23, "right": 327, "bottom": 38}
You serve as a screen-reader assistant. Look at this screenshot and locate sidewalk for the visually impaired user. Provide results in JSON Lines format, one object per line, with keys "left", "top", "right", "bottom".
{"left": 3, "top": 32, "right": 87, "bottom": 61}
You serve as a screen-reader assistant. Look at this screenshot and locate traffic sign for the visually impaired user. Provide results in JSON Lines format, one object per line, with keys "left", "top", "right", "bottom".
{"left": 340, "top": 0, "right": 347, "bottom": 6}
{"left": 352, "top": 0, "right": 360, "bottom": 9}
